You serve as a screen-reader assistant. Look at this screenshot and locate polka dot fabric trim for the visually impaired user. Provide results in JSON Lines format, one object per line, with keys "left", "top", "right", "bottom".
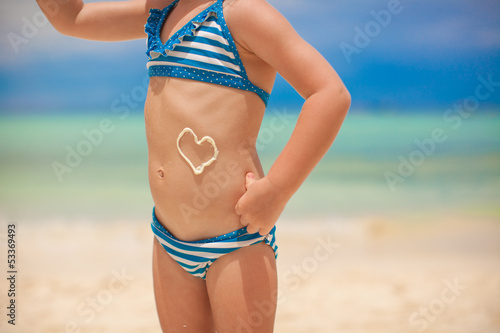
{"left": 148, "top": 65, "right": 270, "bottom": 105}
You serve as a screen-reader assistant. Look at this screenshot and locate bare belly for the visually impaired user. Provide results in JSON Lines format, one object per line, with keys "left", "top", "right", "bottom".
{"left": 145, "top": 77, "right": 266, "bottom": 241}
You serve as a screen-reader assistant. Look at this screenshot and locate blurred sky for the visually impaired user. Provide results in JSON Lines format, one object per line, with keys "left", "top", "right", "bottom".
{"left": 0, "top": 0, "right": 499, "bottom": 113}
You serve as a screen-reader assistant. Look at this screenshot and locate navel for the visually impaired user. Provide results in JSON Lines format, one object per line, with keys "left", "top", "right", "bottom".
{"left": 157, "top": 168, "right": 164, "bottom": 179}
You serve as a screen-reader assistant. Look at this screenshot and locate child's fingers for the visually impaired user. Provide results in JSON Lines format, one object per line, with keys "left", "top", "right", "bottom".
{"left": 245, "top": 172, "right": 255, "bottom": 190}
{"left": 258, "top": 226, "right": 272, "bottom": 237}
{"left": 236, "top": 172, "right": 255, "bottom": 214}
{"left": 246, "top": 224, "right": 259, "bottom": 234}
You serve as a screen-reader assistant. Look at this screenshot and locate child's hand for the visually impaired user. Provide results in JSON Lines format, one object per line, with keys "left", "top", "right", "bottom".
{"left": 235, "top": 172, "right": 287, "bottom": 236}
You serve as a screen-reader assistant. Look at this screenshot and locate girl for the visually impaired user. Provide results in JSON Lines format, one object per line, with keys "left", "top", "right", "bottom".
{"left": 36, "top": 0, "right": 350, "bottom": 331}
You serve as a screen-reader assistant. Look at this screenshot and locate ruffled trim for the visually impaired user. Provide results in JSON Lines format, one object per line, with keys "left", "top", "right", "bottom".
{"left": 145, "top": 9, "right": 163, "bottom": 59}
{"left": 145, "top": 1, "right": 221, "bottom": 60}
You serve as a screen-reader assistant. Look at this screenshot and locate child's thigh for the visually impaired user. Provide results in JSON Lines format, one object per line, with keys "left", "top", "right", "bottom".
{"left": 152, "top": 238, "right": 215, "bottom": 333}
{"left": 206, "top": 242, "right": 278, "bottom": 333}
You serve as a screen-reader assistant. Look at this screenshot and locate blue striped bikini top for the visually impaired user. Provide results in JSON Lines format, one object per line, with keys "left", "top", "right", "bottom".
{"left": 145, "top": 0, "right": 271, "bottom": 106}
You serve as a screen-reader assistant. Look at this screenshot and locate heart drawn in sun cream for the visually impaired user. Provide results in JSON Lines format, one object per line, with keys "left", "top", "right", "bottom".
{"left": 177, "top": 128, "right": 219, "bottom": 175}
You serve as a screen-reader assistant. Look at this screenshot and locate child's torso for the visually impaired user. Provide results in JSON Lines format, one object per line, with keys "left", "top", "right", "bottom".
{"left": 144, "top": 0, "right": 275, "bottom": 241}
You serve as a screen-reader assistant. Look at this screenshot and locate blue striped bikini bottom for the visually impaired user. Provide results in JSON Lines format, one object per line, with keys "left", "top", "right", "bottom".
{"left": 151, "top": 208, "right": 278, "bottom": 280}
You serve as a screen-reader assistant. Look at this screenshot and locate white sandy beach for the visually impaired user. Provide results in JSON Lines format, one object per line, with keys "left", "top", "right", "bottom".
{"left": 1, "top": 214, "right": 499, "bottom": 333}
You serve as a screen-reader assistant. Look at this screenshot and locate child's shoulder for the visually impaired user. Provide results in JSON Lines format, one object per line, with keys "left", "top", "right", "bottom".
{"left": 224, "top": 0, "right": 293, "bottom": 50}
{"left": 224, "top": 0, "right": 286, "bottom": 35}
{"left": 224, "top": 0, "right": 274, "bottom": 16}
{"left": 146, "top": 0, "right": 177, "bottom": 11}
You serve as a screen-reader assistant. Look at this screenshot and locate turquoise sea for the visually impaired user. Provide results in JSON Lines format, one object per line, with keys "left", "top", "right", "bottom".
{"left": 1, "top": 110, "right": 499, "bottom": 223}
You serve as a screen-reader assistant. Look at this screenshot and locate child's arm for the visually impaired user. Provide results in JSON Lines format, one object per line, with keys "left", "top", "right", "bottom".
{"left": 36, "top": 0, "right": 152, "bottom": 41}
{"left": 233, "top": 0, "right": 351, "bottom": 235}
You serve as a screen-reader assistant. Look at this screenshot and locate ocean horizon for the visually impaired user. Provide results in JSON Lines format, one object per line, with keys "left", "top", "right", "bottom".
{"left": 1, "top": 110, "right": 499, "bottom": 223}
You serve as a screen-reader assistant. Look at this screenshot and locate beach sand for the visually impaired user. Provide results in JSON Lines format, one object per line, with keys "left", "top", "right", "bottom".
{"left": 1, "top": 215, "right": 499, "bottom": 333}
